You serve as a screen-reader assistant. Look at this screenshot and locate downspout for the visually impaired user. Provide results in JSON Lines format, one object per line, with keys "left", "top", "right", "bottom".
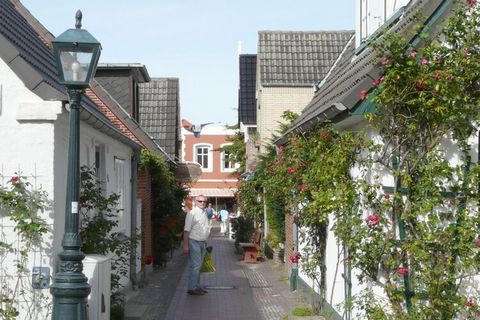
{"left": 129, "top": 149, "right": 140, "bottom": 288}
{"left": 392, "top": 155, "right": 412, "bottom": 313}
{"left": 343, "top": 244, "right": 352, "bottom": 320}
{"left": 290, "top": 206, "right": 299, "bottom": 291}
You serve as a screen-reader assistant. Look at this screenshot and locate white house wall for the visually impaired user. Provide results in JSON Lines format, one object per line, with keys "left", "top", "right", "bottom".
{"left": 0, "top": 56, "right": 135, "bottom": 317}
{"left": 0, "top": 57, "right": 61, "bottom": 319}
{"left": 55, "top": 112, "right": 134, "bottom": 290}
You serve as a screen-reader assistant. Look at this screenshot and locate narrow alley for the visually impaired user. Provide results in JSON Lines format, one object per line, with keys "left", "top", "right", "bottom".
{"left": 124, "top": 223, "right": 313, "bottom": 320}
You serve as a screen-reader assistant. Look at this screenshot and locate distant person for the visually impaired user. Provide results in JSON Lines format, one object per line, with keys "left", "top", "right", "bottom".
{"left": 183, "top": 195, "right": 211, "bottom": 295}
{"left": 219, "top": 207, "right": 229, "bottom": 235}
{"left": 205, "top": 203, "right": 215, "bottom": 220}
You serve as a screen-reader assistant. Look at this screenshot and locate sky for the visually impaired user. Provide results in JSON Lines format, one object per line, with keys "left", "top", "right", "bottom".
{"left": 21, "top": 1, "right": 355, "bottom": 125}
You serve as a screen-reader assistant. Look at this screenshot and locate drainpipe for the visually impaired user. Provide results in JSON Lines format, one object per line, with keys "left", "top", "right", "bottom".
{"left": 129, "top": 149, "right": 140, "bottom": 289}
{"left": 290, "top": 206, "right": 299, "bottom": 291}
{"left": 392, "top": 155, "right": 412, "bottom": 313}
{"left": 343, "top": 244, "right": 352, "bottom": 320}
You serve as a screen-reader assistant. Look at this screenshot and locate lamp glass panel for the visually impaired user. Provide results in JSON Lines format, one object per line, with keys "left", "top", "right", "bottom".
{"left": 59, "top": 48, "right": 94, "bottom": 83}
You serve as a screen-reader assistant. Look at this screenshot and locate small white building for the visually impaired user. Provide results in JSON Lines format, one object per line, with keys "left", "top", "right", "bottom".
{"left": 0, "top": 1, "right": 141, "bottom": 318}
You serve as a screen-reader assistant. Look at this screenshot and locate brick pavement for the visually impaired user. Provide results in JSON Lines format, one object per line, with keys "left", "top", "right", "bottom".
{"left": 125, "top": 225, "right": 310, "bottom": 320}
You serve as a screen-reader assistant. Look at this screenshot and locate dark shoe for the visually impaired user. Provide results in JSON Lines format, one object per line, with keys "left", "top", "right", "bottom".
{"left": 199, "top": 287, "right": 208, "bottom": 294}
{"left": 187, "top": 289, "right": 205, "bottom": 295}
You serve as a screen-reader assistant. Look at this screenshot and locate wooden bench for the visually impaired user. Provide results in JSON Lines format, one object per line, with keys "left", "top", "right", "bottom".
{"left": 239, "top": 229, "right": 262, "bottom": 263}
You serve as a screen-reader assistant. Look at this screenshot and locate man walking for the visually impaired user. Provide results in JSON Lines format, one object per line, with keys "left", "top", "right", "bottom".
{"left": 183, "top": 195, "right": 211, "bottom": 295}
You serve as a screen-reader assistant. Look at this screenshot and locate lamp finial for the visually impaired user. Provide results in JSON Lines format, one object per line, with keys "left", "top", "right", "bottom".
{"left": 75, "top": 10, "right": 82, "bottom": 29}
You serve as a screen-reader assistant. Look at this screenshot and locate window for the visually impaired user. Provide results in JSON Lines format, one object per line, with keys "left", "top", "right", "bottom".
{"left": 194, "top": 144, "right": 212, "bottom": 172}
{"left": 221, "top": 143, "right": 237, "bottom": 172}
{"left": 358, "top": 0, "right": 408, "bottom": 47}
{"left": 115, "top": 158, "right": 126, "bottom": 230}
{"left": 95, "top": 144, "right": 106, "bottom": 194}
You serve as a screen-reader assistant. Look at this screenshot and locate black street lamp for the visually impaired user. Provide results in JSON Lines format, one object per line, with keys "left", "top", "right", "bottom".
{"left": 50, "top": 10, "right": 101, "bottom": 320}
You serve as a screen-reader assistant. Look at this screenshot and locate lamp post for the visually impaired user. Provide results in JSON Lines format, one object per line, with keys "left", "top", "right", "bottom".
{"left": 50, "top": 10, "right": 101, "bottom": 320}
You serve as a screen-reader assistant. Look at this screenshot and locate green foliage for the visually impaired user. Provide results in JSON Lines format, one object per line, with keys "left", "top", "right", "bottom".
{"left": 0, "top": 175, "right": 49, "bottom": 319}
{"left": 230, "top": 215, "right": 254, "bottom": 243}
{"left": 217, "top": 125, "right": 246, "bottom": 175}
{"left": 139, "top": 150, "right": 187, "bottom": 265}
{"left": 292, "top": 306, "right": 315, "bottom": 316}
{"left": 79, "top": 166, "right": 139, "bottom": 317}
{"left": 236, "top": 2, "right": 480, "bottom": 318}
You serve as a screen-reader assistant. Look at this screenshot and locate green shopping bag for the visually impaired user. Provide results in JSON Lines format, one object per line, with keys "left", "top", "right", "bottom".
{"left": 200, "top": 246, "right": 216, "bottom": 273}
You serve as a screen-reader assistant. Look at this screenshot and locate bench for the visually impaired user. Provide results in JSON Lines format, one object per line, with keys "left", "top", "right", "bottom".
{"left": 239, "top": 229, "right": 262, "bottom": 263}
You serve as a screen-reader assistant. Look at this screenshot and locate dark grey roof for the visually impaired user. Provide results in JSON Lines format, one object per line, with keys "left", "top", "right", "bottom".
{"left": 258, "top": 31, "right": 354, "bottom": 87}
{"left": 0, "top": 0, "right": 140, "bottom": 150}
{"left": 0, "top": 0, "right": 64, "bottom": 100}
{"left": 238, "top": 54, "right": 257, "bottom": 125}
{"left": 139, "top": 78, "right": 180, "bottom": 160}
{"left": 286, "top": 0, "right": 455, "bottom": 136}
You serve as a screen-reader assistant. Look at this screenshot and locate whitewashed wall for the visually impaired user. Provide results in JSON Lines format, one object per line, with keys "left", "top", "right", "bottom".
{"left": 0, "top": 56, "right": 135, "bottom": 318}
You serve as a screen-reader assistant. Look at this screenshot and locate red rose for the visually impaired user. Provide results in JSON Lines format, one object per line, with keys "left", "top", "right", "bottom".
{"left": 289, "top": 252, "right": 302, "bottom": 264}
{"left": 466, "top": 298, "right": 475, "bottom": 308}
{"left": 145, "top": 255, "right": 153, "bottom": 265}
{"left": 416, "top": 81, "right": 426, "bottom": 90}
{"left": 467, "top": 0, "right": 477, "bottom": 5}
{"left": 475, "top": 238, "right": 480, "bottom": 247}
{"left": 321, "top": 132, "right": 329, "bottom": 140}
{"left": 384, "top": 194, "right": 390, "bottom": 200}
{"left": 10, "top": 176, "right": 19, "bottom": 184}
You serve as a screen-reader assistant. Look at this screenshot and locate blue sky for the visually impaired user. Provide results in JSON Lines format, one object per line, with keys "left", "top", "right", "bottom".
{"left": 21, "top": 1, "right": 354, "bottom": 125}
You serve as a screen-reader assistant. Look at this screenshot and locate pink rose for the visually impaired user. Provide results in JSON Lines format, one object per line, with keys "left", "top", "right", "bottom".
{"left": 420, "top": 58, "right": 428, "bottom": 65}
{"left": 475, "top": 238, "right": 480, "bottom": 247}
{"left": 409, "top": 51, "right": 417, "bottom": 58}
{"left": 384, "top": 194, "right": 390, "bottom": 200}
{"left": 380, "top": 58, "right": 390, "bottom": 66}
{"left": 287, "top": 167, "right": 295, "bottom": 174}
{"left": 433, "top": 72, "right": 441, "bottom": 80}
{"left": 396, "top": 267, "right": 409, "bottom": 276}
{"left": 467, "top": 0, "right": 477, "bottom": 5}
{"left": 321, "top": 132, "right": 329, "bottom": 140}
{"left": 298, "top": 183, "right": 309, "bottom": 191}
{"left": 365, "top": 214, "right": 380, "bottom": 228}
{"left": 359, "top": 90, "right": 368, "bottom": 101}
{"left": 10, "top": 176, "right": 19, "bottom": 183}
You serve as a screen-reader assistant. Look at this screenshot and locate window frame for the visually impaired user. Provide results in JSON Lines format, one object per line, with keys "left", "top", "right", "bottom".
{"left": 193, "top": 143, "right": 213, "bottom": 172}
{"left": 220, "top": 143, "right": 236, "bottom": 173}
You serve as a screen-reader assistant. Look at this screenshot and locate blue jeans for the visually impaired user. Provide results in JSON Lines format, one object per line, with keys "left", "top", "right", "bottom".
{"left": 187, "top": 238, "right": 206, "bottom": 291}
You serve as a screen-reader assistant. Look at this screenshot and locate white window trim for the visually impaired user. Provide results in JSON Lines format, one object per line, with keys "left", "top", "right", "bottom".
{"left": 114, "top": 157, "right": 127, "bottom": 231}
{"left": 220, "top": 143, "right": 236, "bottom": 173}
{"left": 193, "top": 143, "right": 213, "bottom": 173}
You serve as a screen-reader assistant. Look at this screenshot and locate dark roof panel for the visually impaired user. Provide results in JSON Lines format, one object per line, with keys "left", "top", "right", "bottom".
{"left": 238, "top": 54, "right": 257, "bottom": 125}
{"left": 139, "top": 78, "right": 180, "bottom": 159}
